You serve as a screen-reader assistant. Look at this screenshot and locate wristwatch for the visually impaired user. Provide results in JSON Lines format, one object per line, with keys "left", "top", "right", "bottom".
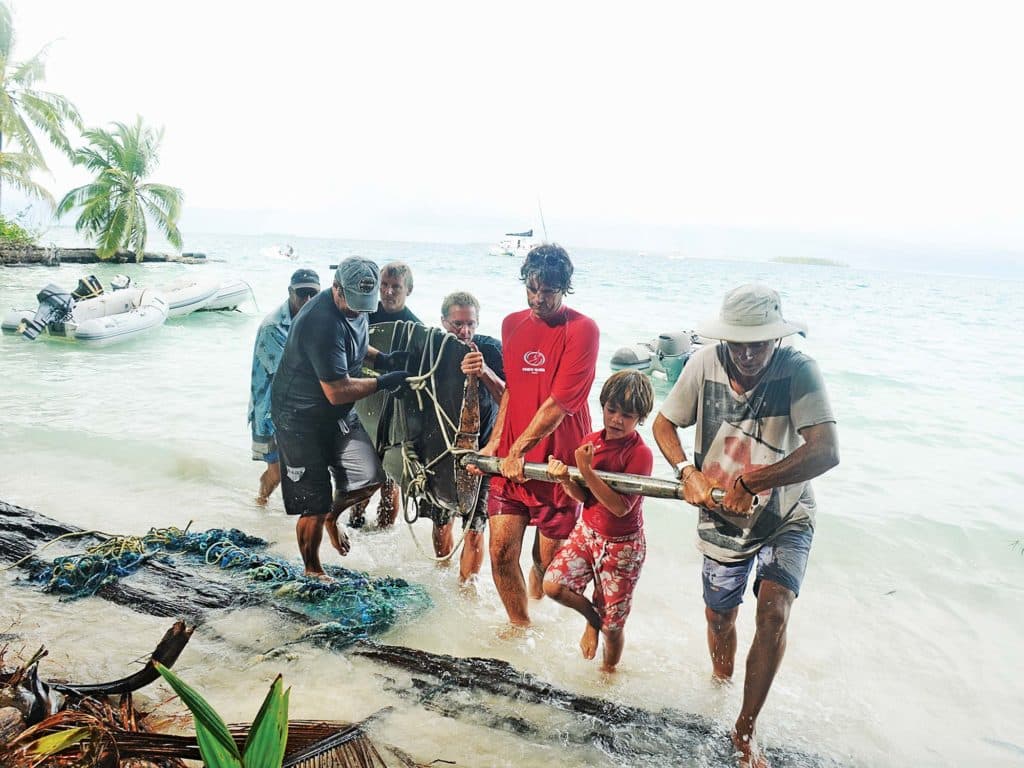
{"left": 673, "top": 460, "right": 695, "bottom": 480}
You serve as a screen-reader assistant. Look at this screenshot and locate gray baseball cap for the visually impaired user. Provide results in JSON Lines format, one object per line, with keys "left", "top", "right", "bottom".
{"left": 334, "top": 257, "right": 380, "bottom": 312}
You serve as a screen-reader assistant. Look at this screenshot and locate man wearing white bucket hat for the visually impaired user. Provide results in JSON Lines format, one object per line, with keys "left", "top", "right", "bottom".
{"left": 653, "top": 284, "right": 839, "bottom": 767}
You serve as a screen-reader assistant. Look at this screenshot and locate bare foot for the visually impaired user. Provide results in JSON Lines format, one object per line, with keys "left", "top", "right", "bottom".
{"left": 732, "top": 730, "right": 768, "bottom": 768}
{"left": 304, "top": 571, "right": 336, "bottom": 583}
{"left": 497, "top": 623, "right": 530, "bottom": 640}
{"left": 458, "top": 578, "right": 479, "bottom": 599}
{"left": 712, "top": 673, "right": 734, "bottom": 688}
{"left": 324, "top": 518, "right": 350, "bottom": 556}
{"left": 580, "top": 623, "right": 599, "bottom": 660}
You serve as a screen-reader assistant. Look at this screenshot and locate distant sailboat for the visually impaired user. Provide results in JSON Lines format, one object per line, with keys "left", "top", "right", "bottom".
{"left": 488, "top": 229, "right": 540, "bottom": 258}
{"left": 489, "top": 200, "right": 549, "bottom": 258}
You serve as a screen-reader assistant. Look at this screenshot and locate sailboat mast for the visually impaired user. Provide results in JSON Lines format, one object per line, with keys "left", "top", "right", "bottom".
{"left": 538, "top": 198, "right": 549, "bottom": 242}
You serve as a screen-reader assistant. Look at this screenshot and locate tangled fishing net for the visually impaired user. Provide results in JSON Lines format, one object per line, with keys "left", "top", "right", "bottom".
{"left": 26, "top": 525, "right": 432, "bottom": 647}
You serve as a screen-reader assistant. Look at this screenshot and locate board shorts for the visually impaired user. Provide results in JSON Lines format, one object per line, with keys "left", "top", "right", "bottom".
{"left": 544, "top": 520, "right": 646, "bottom": 632}
{"left": 419, "top": 476, "right": 490, "bottom": 534}
{"left": 251, "top": 429, "right": 278, "bottom": 464}
{"left": 487, "top": 487, "right": 579, "bottom": 540}
{"left": 275, "top": 409, "right": 385, "bottom": 517}
{"left": 701, "top": 526, "right": 813, "bottom": 613}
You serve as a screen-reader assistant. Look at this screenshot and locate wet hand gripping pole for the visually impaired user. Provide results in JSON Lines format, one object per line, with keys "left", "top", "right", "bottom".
{"left": 461, "top": 453, "right": 759, "bottom": 509}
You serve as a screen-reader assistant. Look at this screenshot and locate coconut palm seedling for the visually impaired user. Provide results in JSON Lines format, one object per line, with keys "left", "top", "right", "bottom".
{"left": 155, "top": 662, "right": 290, "bottom": 768}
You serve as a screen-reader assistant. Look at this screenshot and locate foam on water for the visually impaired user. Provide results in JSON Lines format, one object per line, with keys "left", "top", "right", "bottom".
{"left": 1, "top": 235, "right": 1022, "bottom": 766}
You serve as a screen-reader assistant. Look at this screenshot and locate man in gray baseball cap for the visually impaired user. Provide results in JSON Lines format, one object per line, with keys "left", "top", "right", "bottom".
{"left": 270, "top": 256, "right": 410, "bottom": 579}
{"left": 652, "top": 283, "right": 839, "bottom": 766}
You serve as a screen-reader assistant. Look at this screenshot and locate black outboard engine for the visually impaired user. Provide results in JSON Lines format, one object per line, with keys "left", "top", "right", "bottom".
{"left": 21, "top": 284, "right": 74, "bottom": 340}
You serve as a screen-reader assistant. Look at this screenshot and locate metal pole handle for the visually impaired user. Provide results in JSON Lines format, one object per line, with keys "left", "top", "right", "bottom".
{"left": 461, "top": 453, "right": 760, "bottom": 509}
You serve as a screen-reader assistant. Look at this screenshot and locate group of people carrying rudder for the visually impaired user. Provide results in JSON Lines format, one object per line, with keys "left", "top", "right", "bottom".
{"left": 249, "top": 244, "right": 840, "bottom": 767}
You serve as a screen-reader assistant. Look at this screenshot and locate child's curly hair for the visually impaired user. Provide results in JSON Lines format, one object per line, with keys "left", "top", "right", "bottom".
{"left": 599, "top": 370, "right": 655, "bottom": 423}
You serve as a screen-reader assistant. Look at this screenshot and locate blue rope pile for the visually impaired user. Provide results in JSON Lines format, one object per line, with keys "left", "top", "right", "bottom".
{"left": 29, "top": 525, "right": 432, "bottom": 646}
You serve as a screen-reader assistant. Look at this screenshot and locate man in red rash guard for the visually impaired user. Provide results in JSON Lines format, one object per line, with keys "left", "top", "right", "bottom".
{"left": 474, "top": 244, "right": 599, "bottom": 631}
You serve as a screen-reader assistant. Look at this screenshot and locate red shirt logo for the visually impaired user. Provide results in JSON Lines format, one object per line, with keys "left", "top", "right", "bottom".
{"left": 523, "top": 351, "right": 546, "bottom": 366}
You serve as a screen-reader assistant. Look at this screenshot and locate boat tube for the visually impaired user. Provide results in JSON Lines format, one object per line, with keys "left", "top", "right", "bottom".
{"left": 198, "top": 279, "right": 256, "bottom": 311}
{"left": 157, "top": 277, "right": 220, "bottom": 317}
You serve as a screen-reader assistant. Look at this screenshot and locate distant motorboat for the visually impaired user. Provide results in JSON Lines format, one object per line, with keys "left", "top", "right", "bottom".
{"left": 2, "top": 282, "right": 168, "bottom": 346}
{"left": 488, "top": 229, "right": 540, "bottom": 258}
{"left": 258, "top": 243, "right": 298, "bottom": 262}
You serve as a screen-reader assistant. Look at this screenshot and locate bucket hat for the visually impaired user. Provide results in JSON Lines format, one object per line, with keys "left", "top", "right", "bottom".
{"left": 697, "top": 284, "right": 807, "bottom": 342}
{"left": 334, "top": 257, "right": 380, "bottom": 312}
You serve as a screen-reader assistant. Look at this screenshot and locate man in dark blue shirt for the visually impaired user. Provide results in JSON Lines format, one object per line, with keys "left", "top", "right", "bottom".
{"left": 271, "top": 257, "right": 410, "bottom": 579}
{"left": 424, "top": 291, "right": 505, "bottom": 587}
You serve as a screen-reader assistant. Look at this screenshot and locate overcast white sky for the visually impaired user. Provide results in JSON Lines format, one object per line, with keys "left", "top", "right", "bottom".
{"left": 8, "top": 0, "right": 1024, "bottom": 251}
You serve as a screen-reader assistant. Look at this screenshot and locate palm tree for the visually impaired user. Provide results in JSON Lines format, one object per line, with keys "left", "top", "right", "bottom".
{"left": 57, "top": 117, "right": 184, "bottom": 261}
{"left": 0, "top": 1, "right": 82, "bottom": 208}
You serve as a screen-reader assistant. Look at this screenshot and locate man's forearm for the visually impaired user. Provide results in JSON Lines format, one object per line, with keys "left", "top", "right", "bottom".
{"left": 507, "top": 397, "right": 567, "bottom": 458}
{"left": 480, "top": 367, "right": 506, "bottom": 403}
{"left": 652, "top": 412, "right": 687, "bottom": 467}
{"left": 482, "top": 391, "right": 510, "bottom": 452}
{"left": 319, "top": 376, "right": 381, "bottom": 406}
{"left": 743, "top": 423, "right": 840, "bottom": 494}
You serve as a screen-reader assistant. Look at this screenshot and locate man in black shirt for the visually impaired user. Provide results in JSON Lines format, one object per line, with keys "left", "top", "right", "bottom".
{"left": 271, "top": 257, "right": 410, "bottom": 579}
{"left": 424, "top": 291, "right": 505, "bottom": 586}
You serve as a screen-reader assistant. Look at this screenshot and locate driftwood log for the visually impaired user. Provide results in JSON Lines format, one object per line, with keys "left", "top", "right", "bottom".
{"left": 0, "top": 500, "right": 308, "bottom": 625}
{"left": 355, "top": 642, "right": 842, "bottom": 768}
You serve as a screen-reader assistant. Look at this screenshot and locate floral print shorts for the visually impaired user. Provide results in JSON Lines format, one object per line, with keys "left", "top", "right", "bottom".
{"left": 544, "top": 521, "right": 646, "bottom": 631}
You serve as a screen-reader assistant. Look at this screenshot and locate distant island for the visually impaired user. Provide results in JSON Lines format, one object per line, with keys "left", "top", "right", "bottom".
{"left": 771, "top": 256, "right": 848, "bottom": 267}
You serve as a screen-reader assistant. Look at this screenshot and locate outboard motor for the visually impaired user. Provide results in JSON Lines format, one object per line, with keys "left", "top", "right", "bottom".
{"left": 71, "top": 275, "right": 104, "bottom": 301}
{"left": 21, "top": 284, "right": 74, "bottom": 340}
{"left": 655, "top": 331, "right": 693, "bottom": 384}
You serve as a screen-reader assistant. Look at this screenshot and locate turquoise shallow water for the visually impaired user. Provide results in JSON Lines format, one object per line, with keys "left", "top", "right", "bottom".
{"left": 1, "top": 234, "right": 1022, "bottom": 767}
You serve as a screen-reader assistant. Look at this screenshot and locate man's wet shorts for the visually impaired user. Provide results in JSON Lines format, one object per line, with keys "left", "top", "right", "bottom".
{"left": 420, "top": 476, "right": 491, "bottom": 533}
{"left": 701, "top": 526, "right": 813, "bottom": 613}
{"left": 275, "top": 410, "right": 385, "bottom": 517}
{"left": 487, "top": 487, "right": 579, "bottom": 540}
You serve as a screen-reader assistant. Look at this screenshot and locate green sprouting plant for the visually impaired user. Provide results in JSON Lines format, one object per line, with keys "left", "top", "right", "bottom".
{"left": 155, "top": 662, "right": 290, "bottom": 768}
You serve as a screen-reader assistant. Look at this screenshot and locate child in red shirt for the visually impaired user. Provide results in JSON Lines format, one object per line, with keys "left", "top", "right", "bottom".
{"left": 543, "top": 370, "right": 655, "bottom": 672}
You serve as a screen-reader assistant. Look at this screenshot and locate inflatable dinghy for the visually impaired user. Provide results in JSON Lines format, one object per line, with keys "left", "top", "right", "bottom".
{"left": 2, "top": 279, "right": 168, "bottom": 345}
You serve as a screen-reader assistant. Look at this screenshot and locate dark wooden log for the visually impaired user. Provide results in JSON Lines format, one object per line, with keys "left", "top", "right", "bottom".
{"left": 0, "top": 500, "right": 305, "bottom": 625}
{"left": 355, "top": 642, "right": 842, "bottom": 768}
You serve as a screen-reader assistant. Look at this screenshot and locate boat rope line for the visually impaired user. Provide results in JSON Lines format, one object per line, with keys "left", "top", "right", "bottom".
{"left": 371, "top": 321, "right": 481, "bottom": 562}
{"left": 17, "top": 525, "right": 431, "bottom": 647}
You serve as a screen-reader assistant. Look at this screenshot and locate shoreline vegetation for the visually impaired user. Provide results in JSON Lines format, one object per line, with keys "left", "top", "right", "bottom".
{"left": 770, "top": 256, "right": 848, "bottom": 267}
{"left": 1, "top": 3, "right": 184, "bottom": 262}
